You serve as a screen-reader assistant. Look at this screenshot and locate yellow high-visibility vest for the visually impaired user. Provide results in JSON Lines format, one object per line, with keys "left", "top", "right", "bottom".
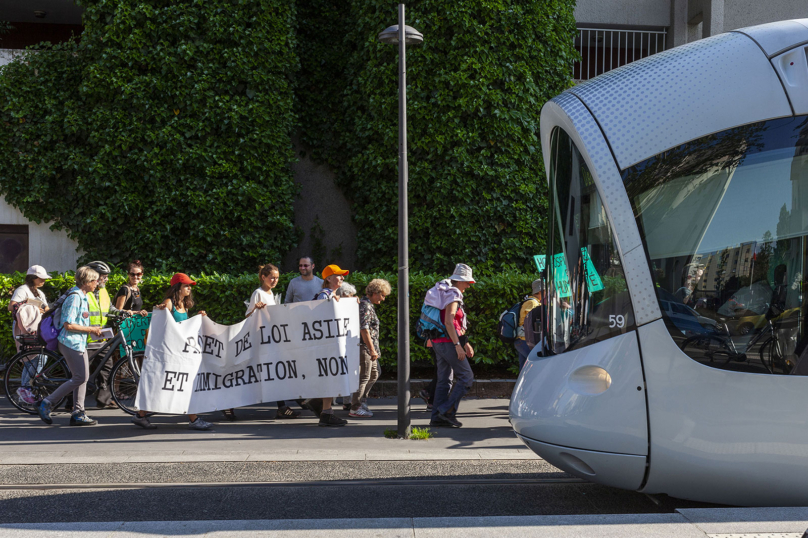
{"left": 87, "top": 288, "right": 110, "bottom": 342}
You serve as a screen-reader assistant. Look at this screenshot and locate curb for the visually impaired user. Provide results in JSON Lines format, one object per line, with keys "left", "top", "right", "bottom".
{"left": 369, "top": 379, "right": 516, "bottom": 399}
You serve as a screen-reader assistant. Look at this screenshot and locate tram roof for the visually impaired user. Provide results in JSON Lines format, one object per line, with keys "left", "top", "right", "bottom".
{"left": 561, "top": 20, "right": 808, "bottom": 170}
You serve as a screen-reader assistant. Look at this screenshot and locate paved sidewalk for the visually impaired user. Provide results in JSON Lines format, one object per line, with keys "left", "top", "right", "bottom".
{"left": 0, "top": 397, "right": 536, "bottom": 464}
{"left": 0, "top": 508, "right": 806, "bottom": 537}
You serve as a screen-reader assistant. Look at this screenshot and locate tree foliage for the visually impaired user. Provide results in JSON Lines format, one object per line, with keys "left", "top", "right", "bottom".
{"left": 297, "top": 0, "right": 578, "bottom": 275}
{"left": 0, "top": 0, "right": 299, "bottom": 273}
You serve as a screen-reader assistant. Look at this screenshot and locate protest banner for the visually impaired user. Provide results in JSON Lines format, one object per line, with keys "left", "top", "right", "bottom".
{"left": 119, "top": 313, "right": 151, "bottom": 356}
{"left": 135, "top": 299, "right": 360, "bottom": 414}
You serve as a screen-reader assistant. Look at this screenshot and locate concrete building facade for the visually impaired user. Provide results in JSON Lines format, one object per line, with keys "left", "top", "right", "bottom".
{"left": 573, "top": 0, "right": 806, "bottom": 80}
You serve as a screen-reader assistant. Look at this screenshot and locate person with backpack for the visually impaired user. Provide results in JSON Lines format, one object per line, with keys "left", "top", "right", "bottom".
{"left": 36, "top": 266, "right": 104, "bottom": 426}
{"left": 9, "top": 265, "right": 51, "bottom": 349}
{"left": 514, "top": 280, "right": 545, "bottom": 370}
{"left": 113, "top": 260, "right": 149, "bottom": 316}
{"left": 10, "top": 265, "right": 51, "bottom": 405}
{"left": 427, "top": 263, "right": 476, "bottom": 428}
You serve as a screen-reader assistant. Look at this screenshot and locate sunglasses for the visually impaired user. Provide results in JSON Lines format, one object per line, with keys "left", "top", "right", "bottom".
{"left": 299, "top": 264, "right": 311, "bottom": 267}
{"left": 129, "top": 272, "right": 143, "bottom": 277}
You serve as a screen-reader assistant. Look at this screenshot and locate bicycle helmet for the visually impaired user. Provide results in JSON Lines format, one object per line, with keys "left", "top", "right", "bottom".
{"left": 87, "top": 260, "right": 111, "bottom": 275}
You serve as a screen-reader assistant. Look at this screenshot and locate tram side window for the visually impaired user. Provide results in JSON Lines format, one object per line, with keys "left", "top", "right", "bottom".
{"left": 624, "top": 116, "right": 808, "bottom": 375}
{"left": 546, "top": 128, "right": 635, "bottom": 355}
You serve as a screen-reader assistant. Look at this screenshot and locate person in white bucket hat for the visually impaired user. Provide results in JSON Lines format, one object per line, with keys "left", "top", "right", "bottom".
{"left": 427, "top": 263, "right": 476, "bottom": 428}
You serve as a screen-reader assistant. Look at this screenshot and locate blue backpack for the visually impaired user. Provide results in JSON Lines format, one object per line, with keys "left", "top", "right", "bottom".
{"left": 37, "top": 291, "right": 79, "bottom": 352}
{"left": 497, "top": 297, "right": 530, "bottom": 344}
{"left": 416, "top": 303, "right": 447, "bottom": 341}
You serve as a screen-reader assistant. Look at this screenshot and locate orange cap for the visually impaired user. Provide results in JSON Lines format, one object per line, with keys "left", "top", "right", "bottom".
{"left": 322, "top": 264, "right": 349, "bottom": 280}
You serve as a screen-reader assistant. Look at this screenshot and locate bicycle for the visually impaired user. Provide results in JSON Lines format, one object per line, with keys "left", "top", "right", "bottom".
{"left": 3, "top": 312, "right": 146, "bottom": 415}
{"left": 679, "top": 317, "right": 792, "bottom": 374}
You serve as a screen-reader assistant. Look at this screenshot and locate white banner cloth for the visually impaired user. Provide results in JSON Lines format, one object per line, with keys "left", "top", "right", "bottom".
{"left": 135, "top": 299, "right": 360, "bottom": 414}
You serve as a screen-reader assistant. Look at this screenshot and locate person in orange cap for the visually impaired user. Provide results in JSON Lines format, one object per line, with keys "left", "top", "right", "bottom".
{"left": 313, "top": 265, "right": 350, "bottom": 301}
{"left": 308, "top": 264, "right": 351, "bottom": 426}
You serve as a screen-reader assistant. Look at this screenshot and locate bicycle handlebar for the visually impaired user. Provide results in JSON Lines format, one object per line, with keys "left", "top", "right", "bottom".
{"left": 106, "top": 311, "right": 132, "bottom": 328}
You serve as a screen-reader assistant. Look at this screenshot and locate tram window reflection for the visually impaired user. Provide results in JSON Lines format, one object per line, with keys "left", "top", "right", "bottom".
{"left": 546, "top": 128, "right": 636, "bottom": 355}
{"left": 624, "top": 116, "right": 808, "bottom": 375}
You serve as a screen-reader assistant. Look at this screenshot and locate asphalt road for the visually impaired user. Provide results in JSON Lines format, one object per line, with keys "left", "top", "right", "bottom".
{"left": 0, "top": 460, "right": 721, "bottom": 523}
{"left": 0, "top": 397, "right": 722, "bottom": 524}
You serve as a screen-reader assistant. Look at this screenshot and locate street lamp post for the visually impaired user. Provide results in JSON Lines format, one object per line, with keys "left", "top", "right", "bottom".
{"left": 378, "top": 5, "right": 422, "bottom": 439}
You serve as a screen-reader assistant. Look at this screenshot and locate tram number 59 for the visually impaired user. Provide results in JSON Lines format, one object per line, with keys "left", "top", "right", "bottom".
{"left": 609, "top": 315, "right": 626, "bottom": 328}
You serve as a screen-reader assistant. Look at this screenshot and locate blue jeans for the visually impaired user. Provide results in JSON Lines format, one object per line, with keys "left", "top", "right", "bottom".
{"left": 514, "top": 339, "right": 531, "bottom": 370}
{"left": 20, "top": 354, "right": 47, "bottom": 388}
{"left": 431, "top": 341, "right": 474, "bottom": 421}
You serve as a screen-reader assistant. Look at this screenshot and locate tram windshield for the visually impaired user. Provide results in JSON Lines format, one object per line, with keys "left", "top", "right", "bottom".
{"left": 623, "top": 116, "right": 808, "bottom": 375}
{"left": 546, "top": 128, "right": 635, "bottom": 354}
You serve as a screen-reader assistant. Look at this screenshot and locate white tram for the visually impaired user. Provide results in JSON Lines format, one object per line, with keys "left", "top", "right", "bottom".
{"left": 510, "top": 19, "right": 808, "bottom": 506}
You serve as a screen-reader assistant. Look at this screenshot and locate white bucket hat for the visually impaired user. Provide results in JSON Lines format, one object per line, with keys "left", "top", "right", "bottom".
{"left": 26, "top": 265, "right": 51, "bottom": 280}
{"left": 449, "top": 263, "right": 475, "bottom": 283}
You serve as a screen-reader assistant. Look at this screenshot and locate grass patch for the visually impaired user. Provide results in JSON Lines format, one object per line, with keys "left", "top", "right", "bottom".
{"left": 410, "top": 427, "right": 433, "bottom": 440}
{"left": 384, "top": 427, "right": 434, "bottom": 440}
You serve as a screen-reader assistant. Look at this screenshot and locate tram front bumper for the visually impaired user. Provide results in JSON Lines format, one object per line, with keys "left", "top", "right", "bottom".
{"left": 510, "top": 331, "right": 649, "bottom": 490}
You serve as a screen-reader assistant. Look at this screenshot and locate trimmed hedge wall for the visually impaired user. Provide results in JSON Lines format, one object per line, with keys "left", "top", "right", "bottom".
{"left": 0, "top": 271, "right": 536, "bottom": 372}
{"left": 0, "top": 0, "right": 299, "bottom": 273}
{"left": 297, "top": 0, "right": 578, "bottom": 275}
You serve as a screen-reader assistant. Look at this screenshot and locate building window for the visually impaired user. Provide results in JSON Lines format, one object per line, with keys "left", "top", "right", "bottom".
{"left": 574, "top": 26, "right": 668, "bottom": 81}
{"left": 0, "top": 225, "right": 29, "bottom": 274}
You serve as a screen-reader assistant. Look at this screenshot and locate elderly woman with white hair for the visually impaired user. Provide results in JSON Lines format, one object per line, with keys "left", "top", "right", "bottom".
{"left": 36, "top": 266, "right": 104, "bottom": 427}
{"left": 349, "top": 278, "right": 391, "bottom": 418}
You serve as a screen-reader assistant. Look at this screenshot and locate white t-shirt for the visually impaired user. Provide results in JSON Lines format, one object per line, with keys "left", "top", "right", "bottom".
{"left": 11, "top": 285, "right": 47, "bottom": 307}
{"left": 245, "top": 288, "right": 276, "bottom": 317}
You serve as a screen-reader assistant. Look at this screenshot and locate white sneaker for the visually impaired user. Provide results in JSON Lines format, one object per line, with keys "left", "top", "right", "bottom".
{"left": 349, "top": 407, "right": 373, "bottom": 418}
{"left": 360, "top": 402, "right": 370, "bottom": 412}
{"left": 16, "top": 387, "right": 36, "bottom": 404}
{"left": 189, "top": 417, "right": 212, "bottom": 430}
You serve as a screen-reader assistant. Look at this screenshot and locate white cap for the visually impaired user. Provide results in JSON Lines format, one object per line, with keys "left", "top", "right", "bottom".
{"left": 26, "top": 265, "right": 51, "bottom": 280}
{"left": 449, "top": 263, "right": 475, "bottom": 283}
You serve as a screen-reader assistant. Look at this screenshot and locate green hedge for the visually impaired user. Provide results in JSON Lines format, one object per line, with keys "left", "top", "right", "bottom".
{"left": 297, "top": 0, "right": 578, "bottom": 275}
{"left": 0, "top": 271, "right": 536, "bottom": 372}
{"left": 0, "top": 0, "right": 299, "bottom": 273}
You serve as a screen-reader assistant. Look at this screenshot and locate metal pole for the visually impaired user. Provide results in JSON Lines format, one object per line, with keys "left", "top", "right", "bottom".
{"left": 397, "top": 3, "right": 412, "bottom": 439}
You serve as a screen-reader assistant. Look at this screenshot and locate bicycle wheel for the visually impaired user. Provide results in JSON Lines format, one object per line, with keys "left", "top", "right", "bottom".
{"left": 4, "top": 350, "right": 69, "bottom": 414}
{"left": 680, "top": 334, "right": 735, "bottom": 366}
{"left": 110, "top": 352, "right": 145, "bottom": 416}
{"left": 759, "top": 338, "right": 788, "bottom": 374}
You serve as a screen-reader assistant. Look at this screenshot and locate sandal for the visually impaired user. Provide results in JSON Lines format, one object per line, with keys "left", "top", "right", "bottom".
{"left": 221, "top": 408, "right": 238, "bottom": 421}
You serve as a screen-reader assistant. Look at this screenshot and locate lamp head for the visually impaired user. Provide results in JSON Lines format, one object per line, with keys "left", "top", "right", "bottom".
{"left": 378, "top": 24, "right": 424, "bottom": 45}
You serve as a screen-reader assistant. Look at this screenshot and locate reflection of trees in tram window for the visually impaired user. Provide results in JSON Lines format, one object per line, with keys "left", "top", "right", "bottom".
{"left": 622, "top": 122, "right": 770, "bottom": 195}
{"left": 624, "top": 116, "right": 808, "bottom": 375}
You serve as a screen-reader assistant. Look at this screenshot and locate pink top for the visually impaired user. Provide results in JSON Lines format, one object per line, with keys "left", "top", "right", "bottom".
{"left": 433, "top": 304, "right": 465, "bottom": 343}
